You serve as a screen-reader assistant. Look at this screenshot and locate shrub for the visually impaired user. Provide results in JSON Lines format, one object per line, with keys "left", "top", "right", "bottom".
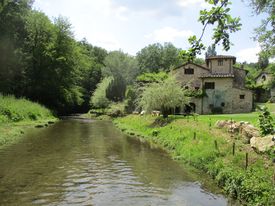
{"left": 106, "top": 102, "right": 126, "bottom": 118}
{"left": 258, "top": 106, "right": 274, "bottom": 136}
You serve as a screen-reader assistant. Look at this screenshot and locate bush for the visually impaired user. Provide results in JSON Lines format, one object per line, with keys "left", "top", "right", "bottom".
{"left": 106, "top": 102, "right": 126, "bottom": 118}
{"left": 258, "top": 106, "right": 274, "bottom": 135}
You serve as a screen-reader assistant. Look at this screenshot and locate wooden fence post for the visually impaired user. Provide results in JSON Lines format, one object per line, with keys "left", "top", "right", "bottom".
{"left": 245, "top": 153, "right": 248, "bottom": 170}
{"left": 232, "top": 142, "right": 235, "bottom": 156}
{"left": 214, "top": 140, "right": 218, "bottom": 150}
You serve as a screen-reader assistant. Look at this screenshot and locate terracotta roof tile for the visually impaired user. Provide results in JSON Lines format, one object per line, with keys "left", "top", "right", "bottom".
{"left": 200, "top": 73, "right": 235, "bottom": 78}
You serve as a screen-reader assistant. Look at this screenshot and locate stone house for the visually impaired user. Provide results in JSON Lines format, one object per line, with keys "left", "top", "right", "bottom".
{"left": 171, "top": 55, "right": 253, "bottom": 114}
{"left": 255, "top": 72, "right": 275, "bottom": 102}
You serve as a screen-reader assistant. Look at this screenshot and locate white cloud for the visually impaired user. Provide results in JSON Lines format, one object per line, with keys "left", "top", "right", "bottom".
{"left": 236, "top": 45, "right": 261, "bottom": 63}
{"left": 145, "top": 27, "right": 194, "bottom": 42}
{"left": 176, "top": 0, "right": 211, "bottom": 8}
{"left": 88, "top": 33, "right": 121, "bottom": 51}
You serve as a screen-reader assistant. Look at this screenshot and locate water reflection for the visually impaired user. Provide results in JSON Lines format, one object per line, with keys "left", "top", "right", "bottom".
{"left": 0, "top": 119, "right": 234, "bottom": 205}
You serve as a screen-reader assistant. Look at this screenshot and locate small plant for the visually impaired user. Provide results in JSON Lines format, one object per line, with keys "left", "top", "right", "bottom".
{"left": 258, "top": 106, "right": 274, "bottom": 136}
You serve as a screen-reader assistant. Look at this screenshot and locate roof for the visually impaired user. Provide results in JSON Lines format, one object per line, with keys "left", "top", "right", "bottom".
{"left": 173, "top": 62, "right": 209, "bottom": 71}
{"left": 200, "top": 73, "right": 235, "bottom": 78}
{"left": 205, "top": 55, "right": 236, "bottom": 60}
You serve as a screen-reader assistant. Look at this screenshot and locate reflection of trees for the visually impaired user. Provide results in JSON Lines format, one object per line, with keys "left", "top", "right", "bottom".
{"left": 0, "top": 120, "right": 222, "bottom": 205}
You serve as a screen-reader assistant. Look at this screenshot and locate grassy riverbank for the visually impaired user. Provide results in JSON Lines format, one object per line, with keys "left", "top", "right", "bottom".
{"left": 0, "top": 95, "right": 57, "bottom": 148}
{"left": 114, "top": 114, "right": 275, "bottom": 205}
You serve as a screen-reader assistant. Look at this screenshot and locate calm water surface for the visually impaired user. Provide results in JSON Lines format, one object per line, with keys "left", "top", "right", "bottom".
{"left": 0, "top": 118, "right": 236, "bottom": 206}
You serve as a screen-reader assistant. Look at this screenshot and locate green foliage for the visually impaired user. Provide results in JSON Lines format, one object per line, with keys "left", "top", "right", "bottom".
{"left": 124, "top": 86, "right": 137, "bottom": 113}
{"left": 106, "top": 102, "right": 126, "bottom": 117}
{"left": 0, "top": 94, "right": 54, "bottom": 123}
{"left": 137, "top": 42, "right": 182, "bottom": 73}
{"left": 90, "top": 77, "right": 113, "bottom": 109}
{"left": 258, "top": 106, "right": 274, "bottom": 136}
{"left": 0, "top": 3, "right": 108, "bottom": 114}
{"left": 103, "top": 51, "right": 139, "bottom": 101}
{"left": 185, "top": 88, "right": 205, "bottom": 98}
{"left": 139, "top": 77, "right": 189, "bottom": 118}
{"left": 251, "top": 0, "right": 275, "bottom": 58}
{"left": 136, "top": 71, "right": 168, "bottom": 83}
{"left": 180, "top": 0, "right": 241, "bottom": 62}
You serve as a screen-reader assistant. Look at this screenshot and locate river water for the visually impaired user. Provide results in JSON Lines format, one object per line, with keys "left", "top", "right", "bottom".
{"left": 0, "top": 118, "right": 235, "bottom": 206}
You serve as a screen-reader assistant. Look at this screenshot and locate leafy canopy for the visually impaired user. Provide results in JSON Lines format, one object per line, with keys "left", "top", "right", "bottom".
{"left": 139, "top": 77, "right": 189, "bottom": 118}
{"left": 180, "top": 0, "right": 241, "bottom": 62}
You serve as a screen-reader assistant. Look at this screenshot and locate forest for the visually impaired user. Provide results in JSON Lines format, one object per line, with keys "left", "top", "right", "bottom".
{"left": 0, "top": 0, "right": 274, "bottom": 115}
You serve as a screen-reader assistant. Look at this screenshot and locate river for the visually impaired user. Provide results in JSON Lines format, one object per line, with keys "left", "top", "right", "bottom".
{"left": 0, "top": 118, "right": 236, "bottom": 206}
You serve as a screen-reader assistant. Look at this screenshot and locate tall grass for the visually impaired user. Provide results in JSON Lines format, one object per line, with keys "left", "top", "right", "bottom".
{"left": 0, "top": 94, "right": 54, "bottom": 123}
{"left": 114, "top": 115, "right": 275, "bottom": 205}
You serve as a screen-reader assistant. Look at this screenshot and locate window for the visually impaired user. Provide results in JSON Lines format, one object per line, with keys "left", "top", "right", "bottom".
{"left": 221, "top": 102, "right": 225, "bottom": 107}
{"left": 262, "top": 75, "right": 266, "bottom": 81}
{"left": 185, "top": 86, "right": 189, "bottom": 89}
{"left": 218, "top": 60, "right": 223, "bottom": 66}
{"left": 184, "top": 68, "right": 194, "bottom": 74}
{"left": 195, "top": 87, "right": 200, "bottom": 90}
{"left": 240, "top": 95, "right": 245, "bottom": 99}
{"left": 204, "top": 82, "right": 215, "bottom": 89}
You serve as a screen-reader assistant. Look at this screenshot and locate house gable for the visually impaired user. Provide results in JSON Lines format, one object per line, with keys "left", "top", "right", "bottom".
{"left": 171, "top": 62, "right": 210, "bottom": 89}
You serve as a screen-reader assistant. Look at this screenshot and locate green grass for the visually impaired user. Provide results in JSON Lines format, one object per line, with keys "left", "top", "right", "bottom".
{"left": 0, "top": 94, "right": 56, "bottom": 148}
{"left": 0, "top": 94, "right": 54, "bottom": 123}
{"left": 114, "top": 115, "right": 275, "bottom": 205}
{"left": 256, "top": 103, "right": 275, "bottom": 114}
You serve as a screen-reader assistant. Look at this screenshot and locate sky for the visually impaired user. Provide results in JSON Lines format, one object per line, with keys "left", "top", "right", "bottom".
{"left": 33, "top": 0, "right": 266, "bottom": 63}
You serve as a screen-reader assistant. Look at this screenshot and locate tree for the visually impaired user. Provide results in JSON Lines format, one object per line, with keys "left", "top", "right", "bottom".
{"left": 0, "top": 0, "right": 33, "bottom": 95}
{"left": 137, "top": 43, "right": 163, "bottom": 73}
{"left": 137, "top": 43, "right": 182, "bottom": 73}
{"left": 205, "top": 44, "right": 217, "bottom": 57}
{"left": 90, "top": 77, "right": 113, "bottom": 109}
{"left": 78, "top": 40, "right": 106, "bottom": 111}
{"left": 257, "top": 51, "right": 269, "bottom": 70}
{"left": 103, "top": 51, "right": 139, "bottom": 101}
{"left": 180, "top": 0, "right": 241, "bottom": 62}
{"left": 249, "top": 0, "right": 275, "bottom": 58}
{"left": 139, "top": 77, "right": 189, "bottom": 118}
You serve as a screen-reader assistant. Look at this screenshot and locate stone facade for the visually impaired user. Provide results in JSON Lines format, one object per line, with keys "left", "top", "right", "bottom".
{"left": 172, "top": 55, "right": 253, "bottom": 114}
{"left": 255, "top": 72, "right": 275, "bottom": 102}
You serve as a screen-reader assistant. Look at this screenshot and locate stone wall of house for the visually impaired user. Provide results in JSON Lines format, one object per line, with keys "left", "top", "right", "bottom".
{"left": 201, "top": 78, "right": 233, "bottom": 114}
{"left": 172, "top": 61, "right": 253, "bottom": 114}
{"left": 172, "top": 64, "right": 209, "bottom": 88}
{"left": 233, "top": 68, "right": 246, "bottom": 88}
{"left": 208, "top": 59, "right": 234, "bottom": 74}
{"left": 199, "top": 78, "right": 252, "bottom": 114}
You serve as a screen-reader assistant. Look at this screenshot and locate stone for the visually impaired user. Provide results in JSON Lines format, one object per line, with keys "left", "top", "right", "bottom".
{"left": 215, "top": 120, "right": 228, "bottom": 128}
{"left": 240, "top": 124, "right": 260, "bottom": 140}
{"left": 250, "top": 135, "right": 275, "bottom": 153}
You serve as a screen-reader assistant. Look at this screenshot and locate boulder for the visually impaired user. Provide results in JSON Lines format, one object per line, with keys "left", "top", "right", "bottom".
{"left": 250, "top": 135, "right": 275, "bottom": 153}
{"left": 240, "top": 124, "right": 260, "bottom": 140}
{"left": 216, "top": 120, "right": 229, "bottom": 128}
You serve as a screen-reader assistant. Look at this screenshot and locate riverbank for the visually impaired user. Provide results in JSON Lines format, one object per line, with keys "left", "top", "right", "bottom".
{"left": 113, "top": 115, "right": 275, "bottom": 205}
{"left": 0, "top": 95, "right": 57, "bottom": 148}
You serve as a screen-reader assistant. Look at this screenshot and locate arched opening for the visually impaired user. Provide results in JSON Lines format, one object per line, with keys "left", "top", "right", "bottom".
{"left": 184, "top": 103, "right": 196, "bottom": 114}
{"left": 262, "top": 75, "right": 266, "bottom": 81}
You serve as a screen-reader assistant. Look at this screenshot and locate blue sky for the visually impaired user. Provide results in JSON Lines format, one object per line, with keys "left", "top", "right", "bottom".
{"left": 33, "top": 0, "right": 266, "bottom": 63}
